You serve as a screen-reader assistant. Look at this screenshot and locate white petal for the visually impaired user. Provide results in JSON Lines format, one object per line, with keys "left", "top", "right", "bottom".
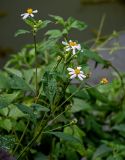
{"left": 80, "top": 71, "right": 83, "bottom": 74}
{"left": 70, "top": 74, "right": 76, "bottom": 79}
{"left": 66, "top": 47, "right": 71, "bottom": 51}
{"left": 76, "top": 44, "right": 81, "bottom": 50}
{"left": 79, "top": 74, "right": 86, "bottom": 78}
{"left": 69, "top": 40, "right": 72, "bottom": 42}
{"left": 78, "top": 74, "right": 83, "bottom": 81}
{"left": 30, "top": 14, "right": 34, "bottom": 17}
{"left": 77, "top": 67, "right": 81, "bottom": 70}
{"left": 21, "top": 13, "right": 25, "bottom": 16}
{"left": 69, "top": 71, "right": 75, "bottom": 75}
{"left": 67, "top": 68, "right": 74, "bottom": 72}
{"left": 33, "top": 10, "right": 38, "bottom": 13}
{"left": 62, "top": 41, "right": 68, "bottom": 45}
{"left": 22, "top": 13, "right": 29, "bottom": 19}
{"left": 72, "top": 48, "right": 76, "bottom": 55}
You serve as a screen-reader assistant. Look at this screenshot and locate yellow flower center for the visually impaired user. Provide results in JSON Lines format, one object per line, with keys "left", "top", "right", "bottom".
{"left": 27, "top": 8, "right": 33, "bottom": 14}
{"left": 100, "top": 78, "right": 108, "bottom": 84}
{"left": 69, "top": 41, "right": 78, "bottom": 46}
{"left": 75, "top": 69, "right": 80, "bottom": 75}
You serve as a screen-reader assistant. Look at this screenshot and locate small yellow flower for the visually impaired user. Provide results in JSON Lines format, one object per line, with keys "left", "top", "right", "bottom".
{"left": 67, "top": 67, "right": 86, "bottom": 81}
{"left": 62, "top": 40, "right": 82, "bottom": 55}
{"left": 21, "top": 8, "right": 38, "bottom": 19}
{"left": 100, "top": 78, "right": 108, "bottom": 84}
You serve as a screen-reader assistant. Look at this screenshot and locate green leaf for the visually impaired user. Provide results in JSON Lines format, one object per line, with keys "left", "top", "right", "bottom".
{"left": 39, "top": 20, "right": 51, "bottom": 29}
{"left": 64, "top": 125, "right": 85, "bottom": 156}
{"left": 82, "top": 49, "right": 110, "bottom": 66}
{"left": 0, "top": 72, "right": 11, "bottom": 89}
{"left": 107, "top": 155, "right": 123, "bottom": 160}
{"left": 45, "top": 29, "right": 62, "bottom": 39}
{"left": 23, "top": 69, "right": 34, "bottom": 83}
{"left": 9, "top": 104, "right": 25, "bottom": 119}
{"left": 14, "top": 29, "right": 30, "bottom": 37}
{"left": 68, "top": 85, "right": 90, "bottom": 100}
{"left": 92, "top": 144, "right": 112, "bottom": 160}
{"left": 24, "top": 19, "right": 35, "bottom": 27}
{"left": 12, "top": 120, "right": 26, "bottom": 132}
{"left": 16, "top": 104, "right": 36, "bottom": 122}
{"left": 31, "top": 103, "right": 50, "bottom": 112}
{"left": 10, "top": 74, "right": 33, "bottom": 91}
{"left": 112, "top": 124, "right": 125, "bottom": 132}
{"left": 0, "top": 119, "right": 12, "bottom": 132}
{"left": 0, "top": 135, "right": 16, "bottom": 150}
{"left": 34, "top": 152, "right": 48, "bottom": 160}
{"left": 48, "top": 132, "right": 81, "bottom": 144}
{"left": 43, "top": 71, "right": 57, "bottom": 104}
{"left": 5, "top": 67, "right": 22, "bottom": 77}
{"left": 0, "top": 93, "right": 19, "bottom": 109}
{"left": 71, "top": 98, "right": 92, "bottom": 113}
{"left": 67, "top": 17, "right": 87, "bottom": 31}
{"left": 50, "top": 15, "right": 65, "bottom": 25}
{"left": 87, "top": 87, "right": 108, "bottom": 103}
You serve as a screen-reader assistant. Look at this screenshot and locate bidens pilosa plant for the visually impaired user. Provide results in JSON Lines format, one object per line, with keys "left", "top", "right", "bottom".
{"left": 1, "top": 8, "right": 125, "bottom": 160}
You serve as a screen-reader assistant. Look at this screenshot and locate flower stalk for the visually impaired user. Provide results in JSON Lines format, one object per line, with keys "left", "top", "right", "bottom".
{"left": 33, "top": 30, "right": 38, "bottom": 98}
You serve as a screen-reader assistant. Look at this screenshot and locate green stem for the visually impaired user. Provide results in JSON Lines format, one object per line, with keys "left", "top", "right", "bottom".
{"left": 43, "top": 123, "right": 71, "bottom": 133}
{"left": 16, "top": 124, "right": 44, "bottom": 160}
{"left": 110, "top": 64, "right": 124, "bottom": 87}
{"left": 13, "top": 120, "right": 30, "bottom": 155}
{"left": 33, "top": 33, "right": 38, "bottom": 98}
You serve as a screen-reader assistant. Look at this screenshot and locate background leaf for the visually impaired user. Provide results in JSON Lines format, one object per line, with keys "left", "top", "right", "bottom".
{"left": 14, "top": 29, "right": 30, "bottom": 37}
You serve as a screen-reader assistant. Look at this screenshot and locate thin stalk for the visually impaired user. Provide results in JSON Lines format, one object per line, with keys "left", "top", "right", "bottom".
{"left": 43, "top": 123, "right": 71, "bottom": 133}
{"left": 16, "top": 124, "right": 44, "bottom": 160}
{"left": 13, "top": 120, "right": 30, "bottom": 155}
{"left": 110, "top": 64, "right": 124, "bottom": 87}
{"left": 91, "top": 14, "right": 106, "bottom": 49}
{"left": 33, "top": 32, "right": 38, "bottom": 98}
{"left": 17, "top": 83, "right": 101, "bottom": 160}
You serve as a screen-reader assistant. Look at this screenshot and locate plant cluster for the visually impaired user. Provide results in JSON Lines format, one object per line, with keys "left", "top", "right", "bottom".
{"left": 0, "top": 8, "right": 125, "bottom": 160}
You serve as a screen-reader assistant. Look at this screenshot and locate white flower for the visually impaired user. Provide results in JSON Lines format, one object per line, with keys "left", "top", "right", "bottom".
{"left": 62, "top": 40, "right": 82, "bottom": 55}
{"left": 21, "top": 8, "right": 38, "bottom": 19}
{"left": 67, "top": 67, "right": 86, "bottom": 81}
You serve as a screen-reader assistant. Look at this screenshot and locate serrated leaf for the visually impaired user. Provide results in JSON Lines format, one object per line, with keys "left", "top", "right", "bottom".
{"left": 45, "top": 29, "right": 62, "bottom": 39}
{"left": 39, "top": 20, "right": 51, "bottom": 29}
{"left": 48, "top": 132, "right": 81, "bottom": 144}
{"left": 64, "top": 125, "right": 85, "bottom": 156}
{"left": 50, "top": 15, "right": 65, "bottom": 25}
{"left": 34, "top": 152, "right": 48, "bottom": 160}
{"left": 9, "top": 104, "right": 25, "bottom": 119}
{"left": 0, "top": 72, "right": 11, "bottom": 89}
{"left": 24, "top": 19, "right": 34, "bottom": 27}
{"left": 43, "top": 71, "right": 57, "bottom": 104}
{"left": 31, "top": 103, "right": 50, "bottom": 112}
{"left": 5, "top": 67, "right": 22, "bottom": 77}
{"left": 71, "top": 98, "right": 92, "bottom": 113}
{"left": 16, "top": 104, "right": 36, "bottom": 122}
{"left": 112, "top": 124, "right": 125, "bottom": 132}
{"left": 68, "top": 85, "right": 90, "bottom": 100}
{"left": 0, "top": 135, "right": 16, "bottom": 150}
{"left": 10, "top": 74, "right": 33, "bottom": 91}
{"left": 23, "top": 69, "right": 34, "bottom": 83}
{"left": 0, "top": 119, "right": 12, "bottom": 132}
{"left": 92, "top": 144, "right": 112, "bottom": 160}
{"left": 67, "top": 17, "right": 87, "bottom": 31}
{"left": 83, "top": 49, "right": 110, "bottom": 66}
{"left": 0, "top": 93, "right": 19, "bottom": 109}
{"left": 14, "top": 29, "right": 30, "bottom": 37}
